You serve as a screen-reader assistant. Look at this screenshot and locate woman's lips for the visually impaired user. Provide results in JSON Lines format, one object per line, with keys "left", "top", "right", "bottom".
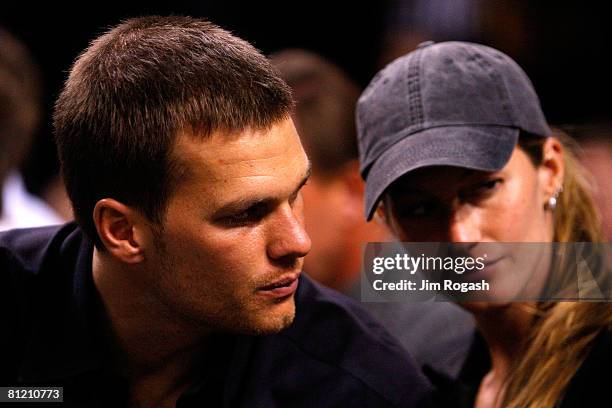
{"left": 462, "top": 256, "right": 505, "bottom": 281}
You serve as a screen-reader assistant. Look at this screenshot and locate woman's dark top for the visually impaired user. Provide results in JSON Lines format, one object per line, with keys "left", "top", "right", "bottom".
{"left": 426, "top": 328, "right": 612, "bottom": 407}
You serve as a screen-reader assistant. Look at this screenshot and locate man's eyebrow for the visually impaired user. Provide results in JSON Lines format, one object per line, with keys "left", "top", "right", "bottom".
{"left": 294, "top": 161, "right": 312, "bottom": 195}
{"left": 212, "top": 161, "right": 312, "bottom": 218}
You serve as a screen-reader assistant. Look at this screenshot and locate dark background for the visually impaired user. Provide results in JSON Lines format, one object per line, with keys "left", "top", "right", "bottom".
{"left": 2, "top": 0, "right": 610, "bottom": 195}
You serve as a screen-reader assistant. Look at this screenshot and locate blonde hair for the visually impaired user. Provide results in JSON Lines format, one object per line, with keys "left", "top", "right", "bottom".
{"left": 503, "top": 132, "right": 612, "bottom": 407}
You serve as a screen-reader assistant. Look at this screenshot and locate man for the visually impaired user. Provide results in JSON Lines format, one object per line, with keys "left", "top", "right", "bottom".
{"left": 269, "top": 49, "right": 390, "bottom": 291}
{"left": 271, "top": 49, "right": 474, "bottom": 378}
{"left": 0, "top": 16, "right": 429, "bottom": 407}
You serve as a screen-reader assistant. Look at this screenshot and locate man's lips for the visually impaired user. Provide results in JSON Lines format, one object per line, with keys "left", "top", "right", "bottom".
{"left": 258, "top": 272, "right": 300, "bottom": 298}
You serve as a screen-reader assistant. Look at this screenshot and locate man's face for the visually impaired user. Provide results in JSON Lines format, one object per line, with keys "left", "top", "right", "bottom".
{"left": 144, "top": 117, "right": 311, "bottom": 335}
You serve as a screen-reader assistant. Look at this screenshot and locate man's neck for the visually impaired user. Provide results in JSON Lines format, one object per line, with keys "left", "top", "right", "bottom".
{"left": 91, "top": 249, "right": 208, "bottom": 390}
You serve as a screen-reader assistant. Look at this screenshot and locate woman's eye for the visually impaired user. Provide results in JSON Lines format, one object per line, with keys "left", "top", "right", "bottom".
{"left": 396, "top": 202, "right": 436, "bottom": 218}
{"left": 481, "top": 178, "right": 502, "bottom": 190}
{"left": 410, "top": 204, "right": 427, "bottom": 216}
{"left": 469, "top": 179, "right": 503, "bottom": 198}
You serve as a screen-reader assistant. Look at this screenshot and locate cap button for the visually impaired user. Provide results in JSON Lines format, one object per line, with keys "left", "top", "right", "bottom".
{"left": 417, "top": 40, "right": 435, "bottom": 49}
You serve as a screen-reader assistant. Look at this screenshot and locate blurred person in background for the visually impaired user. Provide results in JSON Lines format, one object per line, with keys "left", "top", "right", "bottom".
{"left": 0, "top": 27, "right": 64, "bottom": 230}
{"left": 380, "top": 0, "right": 481, "bottom": 65}
{"left": 270, "top": 49, "right": 388, "bottom": 291}
{"left": 271, "top": 49, "right": 475, "bottom": 378}
{"left": 570, "top": 124, "right": 612, "bottom": 241}
{"left": 357, "top": 41, "right": 612, "bottom": 407}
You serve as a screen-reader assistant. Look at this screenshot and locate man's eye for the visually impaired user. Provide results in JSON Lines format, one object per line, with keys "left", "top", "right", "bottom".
{"left": 222, "top": 205, "right": 267, "bottom": 227}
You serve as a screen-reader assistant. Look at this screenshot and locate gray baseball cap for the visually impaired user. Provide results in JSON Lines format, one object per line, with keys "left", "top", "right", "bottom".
{"left": 357, "top": 41, "right": 551, "bottom": 220}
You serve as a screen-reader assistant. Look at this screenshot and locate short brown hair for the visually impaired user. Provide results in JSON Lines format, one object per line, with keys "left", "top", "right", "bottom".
{"left": 54, "top": 16, "right": 292, "bottom": 248}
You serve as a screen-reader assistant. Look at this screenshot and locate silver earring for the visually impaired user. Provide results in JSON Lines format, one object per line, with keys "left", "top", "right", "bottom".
{"left": 546, "top": 187, "right": 563, "bottom": 211}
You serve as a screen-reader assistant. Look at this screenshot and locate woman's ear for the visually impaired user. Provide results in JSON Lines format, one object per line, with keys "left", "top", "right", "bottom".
{"left": 539, "top": 137, "right": 565, "bottom": 207}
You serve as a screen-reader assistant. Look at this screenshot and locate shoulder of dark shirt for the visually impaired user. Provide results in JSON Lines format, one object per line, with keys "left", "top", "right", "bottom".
{"left": 0, "top": 227, "right": 431, "bottom": 406}
{"left": 0, "top": 223, "right": 80, "bottom": 305}
{"left": 0, "top": 222, "right": 79, "bottom": 305}
{"left": 278, "top": 276, "right": 432, "bottom": 407}
{"left": 0, "top": 223, "right": 79, "bottom": 379}
{"left": 561, "top": 328, "right": 612, "bottom": 407}
{"left": 0, "top": 223, "right": 77, "bottom": 274}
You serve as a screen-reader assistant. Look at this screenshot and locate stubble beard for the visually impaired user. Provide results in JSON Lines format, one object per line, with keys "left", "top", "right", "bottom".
{"left": 149, "top": 225, "right": 297, "bottom": 336}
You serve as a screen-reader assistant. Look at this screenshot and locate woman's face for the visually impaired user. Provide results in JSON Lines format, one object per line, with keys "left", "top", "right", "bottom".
{"left": 381, "top": 138, "right": 564, "bottom": 303}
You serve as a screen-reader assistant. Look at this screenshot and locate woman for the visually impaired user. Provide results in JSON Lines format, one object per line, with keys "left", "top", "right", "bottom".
{"left": 355, "top": 41, "right": 612, "bottom": 407}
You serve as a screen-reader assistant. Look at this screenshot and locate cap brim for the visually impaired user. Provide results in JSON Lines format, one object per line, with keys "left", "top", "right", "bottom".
{"left": 364, "top": 125, "right": 519, "bottom": 220}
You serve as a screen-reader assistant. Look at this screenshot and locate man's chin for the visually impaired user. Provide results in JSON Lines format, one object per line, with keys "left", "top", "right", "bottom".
{"left": 249, "top": 302, "right": 296, "bottom": 335}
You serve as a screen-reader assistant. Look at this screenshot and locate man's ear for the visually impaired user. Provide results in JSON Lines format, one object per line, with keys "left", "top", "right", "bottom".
{"left": 538, "top": 137, "right": 565, "bottom": 206}
{"left": 93, "top": 199, "right": 146, "bottom": 263}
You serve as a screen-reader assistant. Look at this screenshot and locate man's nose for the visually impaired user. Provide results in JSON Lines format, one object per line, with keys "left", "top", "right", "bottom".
{"left": 266, "top": 203, "right": 312, "bottom": 262}
{"left": 447, "top": 204, "right": 482, "bottom": 243}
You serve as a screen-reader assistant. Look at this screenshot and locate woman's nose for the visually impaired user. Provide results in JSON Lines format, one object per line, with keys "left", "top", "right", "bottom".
{"left": 448, "top": 205, "right": 482, "bottom": 243}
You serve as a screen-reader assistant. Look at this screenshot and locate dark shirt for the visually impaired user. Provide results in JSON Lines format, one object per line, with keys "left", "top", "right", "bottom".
{"left": 0, "top": 223, "right": 431, "bottom": 407}
{"left": 345, "top": 283, "right": 475, "bottom": 379}
{"left": 426, "top": 329, "right": 612, "bottom": 407}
